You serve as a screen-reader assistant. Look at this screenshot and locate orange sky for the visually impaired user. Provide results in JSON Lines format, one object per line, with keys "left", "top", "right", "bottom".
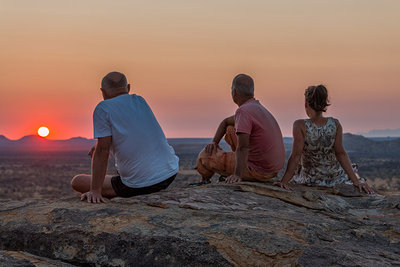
{"left": 1, "top": 0, "right": 399, "bottom": 139}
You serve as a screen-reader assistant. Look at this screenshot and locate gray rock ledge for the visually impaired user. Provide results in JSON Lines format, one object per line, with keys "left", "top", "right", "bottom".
{"left": 0, "top": 183, "right": 399, "bottom": 266}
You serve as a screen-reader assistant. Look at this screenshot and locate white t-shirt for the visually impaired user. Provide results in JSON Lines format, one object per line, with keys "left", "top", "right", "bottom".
{"left": 93, "top": 94, "right": 179, "bottom": 188}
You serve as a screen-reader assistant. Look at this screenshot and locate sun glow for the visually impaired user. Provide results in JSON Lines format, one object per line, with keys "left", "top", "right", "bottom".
{"left": 37, "top": 126, "right": 50, "bottom": 137}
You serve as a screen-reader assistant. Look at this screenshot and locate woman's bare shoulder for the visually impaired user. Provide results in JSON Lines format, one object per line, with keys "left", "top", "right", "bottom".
{"left": 293, "top": 119, "right": 306, "bottom": 128}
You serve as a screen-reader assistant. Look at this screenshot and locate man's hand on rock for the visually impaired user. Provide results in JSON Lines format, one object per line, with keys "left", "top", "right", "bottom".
{"left": 205, "top": 142, "right": 220, "bottom": 155}
{"left": 81, "top": 190, "right": 108, "bottom": 204}
{"left": 226, "top": 174, "right": 242, "bottom": 184}
{"left": 353, "top": 181, "right": 375, "bottom": 194}
{"left": 273, "top": 181, "right": 293, "bottom": 191}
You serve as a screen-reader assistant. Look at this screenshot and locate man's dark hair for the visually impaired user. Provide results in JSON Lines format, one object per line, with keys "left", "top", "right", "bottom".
{"left": 305, "top": 85, "right": 330, "bottom": 112}
{"left": 101, "top": 72, "right": 127, "bottom": 89}
{"left": 232, "top": 74, "right": 254, "bottom": 97}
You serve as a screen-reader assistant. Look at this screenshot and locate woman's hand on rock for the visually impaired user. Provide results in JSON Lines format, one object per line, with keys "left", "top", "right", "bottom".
{"left": 353, "top": 181, "right": 375, "bottom": 194}
{"left": 274, "top": 181, "right": 293, "bottom": 191}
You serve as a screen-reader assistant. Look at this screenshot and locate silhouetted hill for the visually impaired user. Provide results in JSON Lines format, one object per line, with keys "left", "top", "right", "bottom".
{"left": 358, "top": 128, "right": 400, "bottom": 137}
{"left": 17, "top": 135, "right": 46, "bottom": 144}
{"left": 0, "top": 135, "right": 10, "bottom": 141}
{"left": 0, "top": 135, "right": 96, "bottom": 151}
{"left": 343, "top": 133, "right": 400, "bottom": 158}
{"left": 281, "top": 133, "right": 400, "bottom": 159}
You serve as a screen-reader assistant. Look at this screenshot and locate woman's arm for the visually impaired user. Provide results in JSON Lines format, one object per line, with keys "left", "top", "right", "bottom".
{"left": 277, "top": 120, "right": 305, "bottom": 190}
{"left": 333, "top": 120, "right": 374, "bottom": 194}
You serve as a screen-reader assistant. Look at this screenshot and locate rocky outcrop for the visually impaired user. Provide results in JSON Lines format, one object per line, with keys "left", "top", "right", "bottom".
{"left": 0, "top": 183, "right": 399, "bottom": 266}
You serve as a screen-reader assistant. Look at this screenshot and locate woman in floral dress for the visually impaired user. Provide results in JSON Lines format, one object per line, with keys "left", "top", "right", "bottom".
{"left": 276, "top": 85, "right": 374, "bottom": 193}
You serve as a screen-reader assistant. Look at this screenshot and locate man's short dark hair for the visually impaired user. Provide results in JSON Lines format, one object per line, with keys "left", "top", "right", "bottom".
{"left": 232, "top": 74, "right": 254, "bottom": 97}
{"left": 101, "top": 72, "right": 127, "bottom": 89}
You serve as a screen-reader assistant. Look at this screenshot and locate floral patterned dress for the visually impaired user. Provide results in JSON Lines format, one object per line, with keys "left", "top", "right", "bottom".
{"left": 293, "top": 117, "right": 350, "bottom": 187}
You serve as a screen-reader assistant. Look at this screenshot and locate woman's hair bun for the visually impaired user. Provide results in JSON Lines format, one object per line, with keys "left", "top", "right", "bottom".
{"left": 305, "top": 84, "right": 330, "bottom": 112}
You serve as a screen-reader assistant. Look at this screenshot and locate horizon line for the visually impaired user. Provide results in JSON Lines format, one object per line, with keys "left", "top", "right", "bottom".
{"left": 1, "top": 133, "right": 400, "bottom": 142}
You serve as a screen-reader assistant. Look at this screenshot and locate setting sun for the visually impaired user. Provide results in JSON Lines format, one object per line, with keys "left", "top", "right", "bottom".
{"left": 37, "top": 126, "right": 50, "bottom": 138}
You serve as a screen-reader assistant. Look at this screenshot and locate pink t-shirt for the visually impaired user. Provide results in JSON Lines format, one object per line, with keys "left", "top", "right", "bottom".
{"left": 235, "top": 98, "right": 285, "bottom": 173}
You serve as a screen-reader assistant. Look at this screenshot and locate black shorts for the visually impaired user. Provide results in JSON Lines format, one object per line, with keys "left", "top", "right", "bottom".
{"left": 111, "top": 174, "right": 177, "bottom": 198}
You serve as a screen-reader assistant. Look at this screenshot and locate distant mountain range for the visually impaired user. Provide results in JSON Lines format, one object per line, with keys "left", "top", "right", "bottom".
{"left": 342, "top": 133, "right": 400, "bottom": 158}
{"left": 357, "top": 128, "right": 400, "bottom": 138}
{"left": 281, "top": 134, "right": 400, "bottom": 159}
{"left": 0, "top": 135, "right": 96, "bottom": 151}
{"left": 1, "top": 134, "right": 399, "bottom": 158}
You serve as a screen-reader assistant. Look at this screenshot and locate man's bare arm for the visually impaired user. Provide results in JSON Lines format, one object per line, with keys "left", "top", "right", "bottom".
{"left": 81, "top": 136, "right": 112, "bottom": 203}
{"left": 205, "top": 116, "right": 235, "bottom": 155}
{"left": 226, "top": 132, "right": 249, "bottom": 183}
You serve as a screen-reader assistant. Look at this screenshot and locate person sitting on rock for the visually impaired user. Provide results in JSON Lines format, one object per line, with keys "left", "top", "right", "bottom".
{"left": 275, "top": 85, "right": 374, "bottom": 194}
{"left": 71, "top": 72, "right": 179, "bottom": 203}
{"left": 196, "top": 74, "right": 286, "bottom": 184}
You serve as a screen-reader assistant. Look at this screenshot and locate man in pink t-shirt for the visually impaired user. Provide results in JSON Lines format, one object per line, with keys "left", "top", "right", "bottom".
{"left": 196, "top": 74, "right": 286, "bottom": 183}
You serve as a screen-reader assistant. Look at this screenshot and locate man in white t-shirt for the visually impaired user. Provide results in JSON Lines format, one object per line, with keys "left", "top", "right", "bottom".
{"left": 71, "top": 72, "right": 179, "bottom": 203}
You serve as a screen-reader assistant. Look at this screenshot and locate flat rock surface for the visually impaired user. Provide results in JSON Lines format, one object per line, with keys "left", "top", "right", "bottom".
{"left": 0, "top": 182, "right": 399, "bottom": 266}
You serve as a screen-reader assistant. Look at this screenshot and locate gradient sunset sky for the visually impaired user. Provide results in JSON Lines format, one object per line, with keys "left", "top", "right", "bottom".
{"left": 1, "top": 0, "right": 399, "bottom": 139}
